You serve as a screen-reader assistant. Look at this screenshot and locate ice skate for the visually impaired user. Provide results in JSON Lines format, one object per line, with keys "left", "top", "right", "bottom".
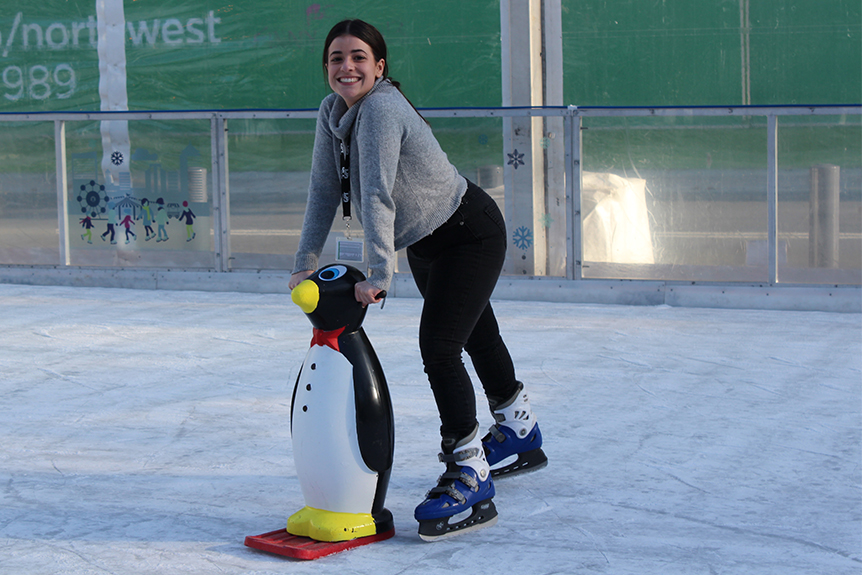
{"left": 482, "top": 381, "right": 547, "bottom": 478}
{"left": 414, "top": 426, "right": 497, "bottom": 541}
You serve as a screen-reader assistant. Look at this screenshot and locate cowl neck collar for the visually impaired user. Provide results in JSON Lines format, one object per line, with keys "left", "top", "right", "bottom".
{"left": 330, "top": 77, "right": 390, "bottom": 141}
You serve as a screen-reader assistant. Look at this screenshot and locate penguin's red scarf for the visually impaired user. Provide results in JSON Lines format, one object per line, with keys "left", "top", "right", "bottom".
{"left": 310, "top": 326, "right": 345, "bottom": 352}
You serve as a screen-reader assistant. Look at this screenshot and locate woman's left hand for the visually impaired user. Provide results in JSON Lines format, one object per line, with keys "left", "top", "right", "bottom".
{"left": 355, "top": 280, "right": 386, "bottom": 307}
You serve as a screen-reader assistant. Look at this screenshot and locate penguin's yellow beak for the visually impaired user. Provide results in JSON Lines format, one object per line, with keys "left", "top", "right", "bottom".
{"left": 291, "top": 279, "right": 319, "bottom": 314}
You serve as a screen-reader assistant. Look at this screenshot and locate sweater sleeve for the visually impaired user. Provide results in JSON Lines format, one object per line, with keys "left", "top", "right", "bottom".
{"left": 293, "top": 99, "right": 342, "bottom": 274}
{"left": 354, "top": 96, "right": 404, "bottom": 291}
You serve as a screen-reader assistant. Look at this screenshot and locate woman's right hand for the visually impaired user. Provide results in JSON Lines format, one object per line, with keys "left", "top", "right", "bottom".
{"left": 288, "top": 269, "right": 315, "bottom": 290}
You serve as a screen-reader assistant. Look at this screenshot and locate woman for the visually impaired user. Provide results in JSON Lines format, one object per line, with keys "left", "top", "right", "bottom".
{"left": 289, "top": 19, "right": 547, "bottom": 540}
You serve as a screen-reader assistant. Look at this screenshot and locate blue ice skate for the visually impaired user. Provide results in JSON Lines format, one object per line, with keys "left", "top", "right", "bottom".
{"left": 482, "top": 382, "right": 548, "bottom": 478}
{"left": 415, "top": 426, "right": 497, "bottom": 541}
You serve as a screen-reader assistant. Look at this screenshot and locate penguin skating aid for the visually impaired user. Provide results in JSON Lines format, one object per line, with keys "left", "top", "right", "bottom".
{"left": 245, "top": 265, "right": 394, "bottom": 560}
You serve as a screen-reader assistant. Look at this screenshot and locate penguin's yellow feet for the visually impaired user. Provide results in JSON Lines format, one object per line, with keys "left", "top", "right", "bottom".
{"left": 287, "top": 506, "right": 381, "bottom": 542}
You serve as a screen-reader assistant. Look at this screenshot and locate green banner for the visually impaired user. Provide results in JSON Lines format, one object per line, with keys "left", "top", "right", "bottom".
{"left": 561, "top": 0, "right": 862, "bottom": 106}
{"left": 0, "top": 1, "right": 502, "bottom": 112}
{"left": 0, "top": 1, "right": 857, "bottom": 112}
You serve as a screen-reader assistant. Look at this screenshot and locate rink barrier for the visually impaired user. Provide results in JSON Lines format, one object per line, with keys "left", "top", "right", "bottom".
{"left": 0, "top": 266, "right": 857, "bottom": 313}
{"left": 0, "top": 105, "right": 860, "bottom": 312}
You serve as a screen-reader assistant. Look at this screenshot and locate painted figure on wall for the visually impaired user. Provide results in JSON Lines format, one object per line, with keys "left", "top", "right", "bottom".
{"left": 120, "top": 214, "right": 137, "bottom": 244}
{"left": 178, "top": 201, "right": 196, "bottom": 242}
{"left": 80, "top": 216, "right": 94, "bottom": 244}
{"left": 155, "top": 198, "right": 170, "bottom": 242}
{"left": 140, "top": 198, "right": 155, "bottom": 241}
{"left": 101, "top": 204, "right": 118, "bottom": 245}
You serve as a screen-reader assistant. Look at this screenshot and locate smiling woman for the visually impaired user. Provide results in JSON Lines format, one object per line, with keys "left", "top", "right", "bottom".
{"left": 320, "top": 20, "right": 390, "bottom": 108}
{"left": 288, "top": 18, "right": 547, "bottom": 543}
{"left": 325, "top": 35, "right": 384, "bottom": 108}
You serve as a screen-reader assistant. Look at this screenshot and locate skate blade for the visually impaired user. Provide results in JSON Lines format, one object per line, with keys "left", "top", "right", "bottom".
{"left": 490, "top": 448, "right": 548, "bottom": 479}
{"left": 418, "top": 514, "right": 498, "bottom": 542}
{"left": 417, "top": 499, "right": 498, "bottom": 542}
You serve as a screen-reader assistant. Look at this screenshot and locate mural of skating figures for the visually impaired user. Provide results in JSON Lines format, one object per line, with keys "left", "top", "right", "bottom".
{"left": 68, "top": 145, "right": 210, "bottom": 259}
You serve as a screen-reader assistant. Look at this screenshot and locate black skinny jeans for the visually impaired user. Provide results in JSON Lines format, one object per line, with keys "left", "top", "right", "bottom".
{"left": 407, "top": 181, "right": 520, "bottom": 442}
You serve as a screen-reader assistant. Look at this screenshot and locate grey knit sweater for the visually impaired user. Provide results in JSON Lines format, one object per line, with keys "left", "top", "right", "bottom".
{"left": 292, "top": 78, "right": 467, "bottom": 291}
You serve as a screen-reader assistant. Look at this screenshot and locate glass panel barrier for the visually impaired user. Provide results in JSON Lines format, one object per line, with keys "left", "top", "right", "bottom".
{"left": 581, "top": 114, "right": 769, "bottom": 281}
{"left": 0, "top": 107, "right": 859, "bottom": 290}
{"left": 777, "top": 114, "right": 862, "bottom": 284}
{"left": 65, "top": 119, "right": 213, "bottom": 268}
{"left": 430, "top": 116, "right": 506, "bottom": 200}
{"left": 226, "top": 118, "right": 318, "bottom": 271}
{"left": 430, "top": 116, "right": 506, "bottom": 270}
{"left": 0, "top": 121, "right": 59, "bottom": 265}
{"left": 227, "top": 115, "right": 509, "bottom": 274}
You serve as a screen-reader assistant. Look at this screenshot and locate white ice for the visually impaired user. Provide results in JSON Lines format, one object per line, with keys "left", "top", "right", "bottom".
{"left": 0, "top": 283, "right": 859, "bottom": 575}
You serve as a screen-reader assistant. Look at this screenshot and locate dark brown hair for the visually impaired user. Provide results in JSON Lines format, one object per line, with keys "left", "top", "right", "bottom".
{"left": 323, "top": 19, "right": 428, "bottom": 121}
{"left": 322, "top": 19, "right": 398, "bottom": 89}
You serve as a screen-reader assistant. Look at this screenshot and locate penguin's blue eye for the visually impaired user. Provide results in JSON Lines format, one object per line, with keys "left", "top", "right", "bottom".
{"left": 318, "top": 265, "right": 348, "bottom": 282}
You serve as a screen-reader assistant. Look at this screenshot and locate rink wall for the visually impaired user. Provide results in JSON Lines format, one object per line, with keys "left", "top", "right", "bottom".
{"left": 0, "top": 105, "right": 860, "bottom": 313}
{"left": 0, "top": 265, "right": 858, "bottom": 313}
{"left": 0, "top": 2, "right": 859, "bottom": 312}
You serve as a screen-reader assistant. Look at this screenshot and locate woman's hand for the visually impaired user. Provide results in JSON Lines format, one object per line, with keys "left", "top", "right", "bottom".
{"left": 288, "top": 269, "right": 315, "bottom": 290}
{"left": 354, "top": 280, "right": 386, "bottom": 307}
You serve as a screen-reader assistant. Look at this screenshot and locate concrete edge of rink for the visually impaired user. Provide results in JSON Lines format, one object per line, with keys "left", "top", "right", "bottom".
{"left": 0, "top": 265, "right": 858, "bottom": 313}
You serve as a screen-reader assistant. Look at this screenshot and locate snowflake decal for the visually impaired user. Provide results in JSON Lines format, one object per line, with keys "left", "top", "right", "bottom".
{"left": 540, "top": 137, "right": 551, "bottom": 149}
{"left": 513, "top": 226, "right": 533, "bottom": 250}
{"left": 539, "top": 213, "right": 554, "bottom": 228}
{"left": 507, "top": 149, "right": 525, "bottom": 169}
{"left": 76, "top": 180, "right": 108, "bottom": 217}
{"left": 111, "top": 151, "right": 124, "bottom": 166}
{"left": 478, "top": 134, "right": 488, "bottom": 146}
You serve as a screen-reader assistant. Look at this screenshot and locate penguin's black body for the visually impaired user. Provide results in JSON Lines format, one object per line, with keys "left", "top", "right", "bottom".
{"left": 287, "top": 264, "right": 394, "bottom": 542}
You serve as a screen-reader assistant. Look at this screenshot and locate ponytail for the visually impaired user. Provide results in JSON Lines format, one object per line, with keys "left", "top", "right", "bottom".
{"left": 386, "top": 77, "right": 429, "bottom": 125}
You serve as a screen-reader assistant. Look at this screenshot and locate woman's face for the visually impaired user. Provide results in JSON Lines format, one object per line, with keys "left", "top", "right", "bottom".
{"left": 326, "top": 34, "right": 385, "bottom": 108}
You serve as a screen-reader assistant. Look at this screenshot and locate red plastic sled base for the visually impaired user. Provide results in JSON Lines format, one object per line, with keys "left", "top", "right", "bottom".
{"left": 244, "top": 528, "right": 395, "bottom": 560}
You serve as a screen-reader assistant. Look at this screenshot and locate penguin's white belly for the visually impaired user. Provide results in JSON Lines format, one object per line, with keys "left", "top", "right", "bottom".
{"left": 292, "top": 345, "right": 379, "bottom": 514}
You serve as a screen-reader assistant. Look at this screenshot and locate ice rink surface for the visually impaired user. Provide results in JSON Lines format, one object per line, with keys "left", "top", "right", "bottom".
{"left": 0, "top": 283, "right": 859, "bottom": 575}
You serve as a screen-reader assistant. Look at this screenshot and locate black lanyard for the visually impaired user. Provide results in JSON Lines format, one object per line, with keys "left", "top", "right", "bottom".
{"left": 339, "top": 135, "right": 351, "bottom": 221}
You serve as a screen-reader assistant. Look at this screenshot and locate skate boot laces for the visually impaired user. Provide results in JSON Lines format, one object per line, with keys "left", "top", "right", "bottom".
{"left": 415, "top": 427, "right": 494, "bottom": 520}
{"left": 425, "top": 447, "right": 485, "bottom": 506}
